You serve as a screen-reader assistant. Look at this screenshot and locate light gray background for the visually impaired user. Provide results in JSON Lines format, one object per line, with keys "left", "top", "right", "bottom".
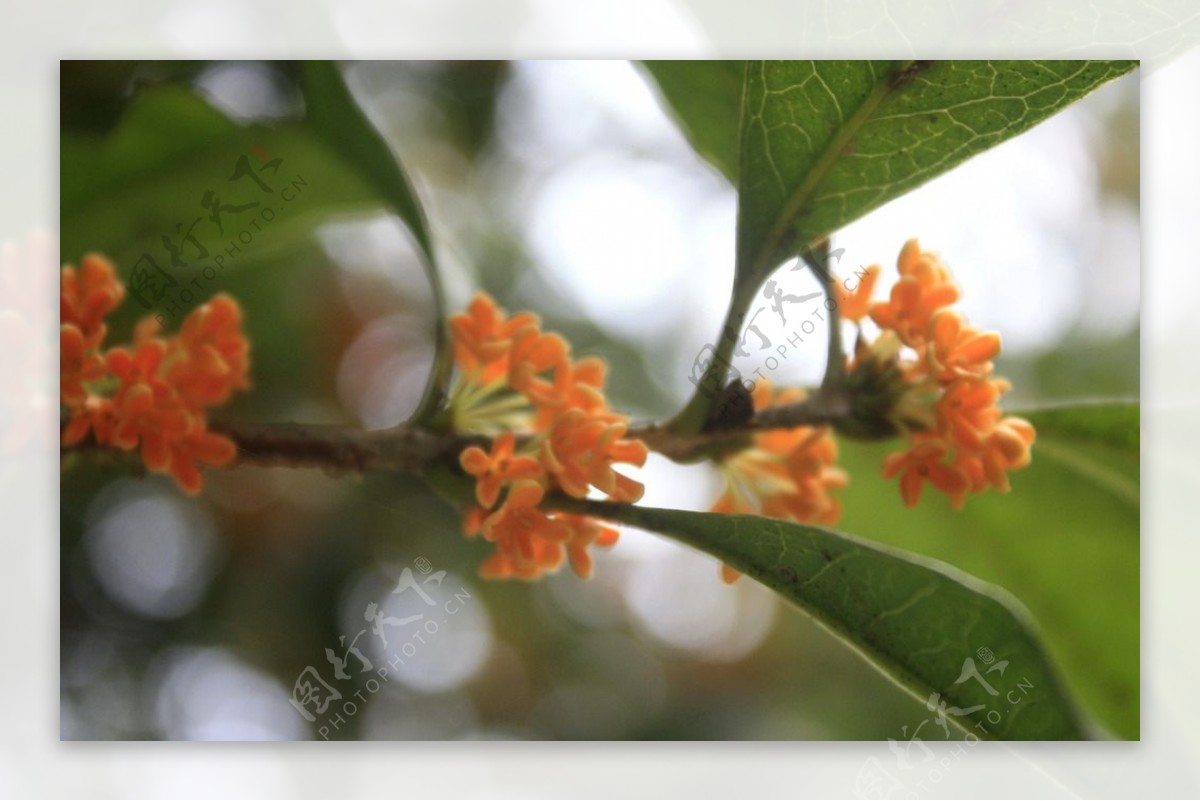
{"left": 10, "top": 0, "right": 1199, "bottom": 796}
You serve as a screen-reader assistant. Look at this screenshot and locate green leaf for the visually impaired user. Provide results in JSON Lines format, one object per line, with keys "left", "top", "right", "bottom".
{"left": 297, "top": 61, "right": 450, "bottom": 420}
{"left": 60, "top": 85, "right": 239, "bottom": 214}
{"left": 735, "top": 60, "right": 1138, "bottom": 287}
{"left": 297, "top": 61, "right": 437, "bottom": 272}
{"left": 562, "top": 500, "right": 1089, "bottom": 740}
{"left": 641, "top": 60, "right": 745, "bottom": 182}
{"left": 61, "top": 66, "right": 452, "bottom": 421}
{"left": 661, "top": 61, "right": 1136, "bottom": 437}
{"left": 61, "top": 87, "right": 379, "bottom": 272}
{"left": 1020, "top": 401, "right": 1139, "bottom": 506}
{"left": 831, "top": 400, "right": 1139, "bottom": 739}
{"left": 1020, "top": 400, "right": 1139, "bottom": 453}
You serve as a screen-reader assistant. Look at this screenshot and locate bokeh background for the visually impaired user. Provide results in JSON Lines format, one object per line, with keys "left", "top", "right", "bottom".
{"left": 59, "top": 61, "right": 1139, "bottom": 741}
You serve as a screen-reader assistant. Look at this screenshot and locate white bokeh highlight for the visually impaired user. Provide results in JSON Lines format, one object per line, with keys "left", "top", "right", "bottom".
{"left": 84, "top": 482, "right": 220, "bottom": 620}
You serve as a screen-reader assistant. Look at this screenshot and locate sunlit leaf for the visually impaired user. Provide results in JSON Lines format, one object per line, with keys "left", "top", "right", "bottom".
{"left": 1020, "top": 401, "right": 1139, "bottom": 506}
{"left": 1021, "top": 400, "right": 1139, "bottom": 453}
{"left": 656, "top": 60, "right": 1136, "bottom": 435}
{"left": 734, "top": 60, "right": 1137, "bottom": 288}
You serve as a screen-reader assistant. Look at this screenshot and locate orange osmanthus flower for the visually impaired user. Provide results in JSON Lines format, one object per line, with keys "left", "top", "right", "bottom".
{"left": 541, "top": 409, "right": 647, "bottom": 502}
{"left": 951, "top": 416, "right": 1036, "bottom": 501}
{"left": 935, "top": 376, "right": 1007, "bottom": 451}
{"left": 835, "top": 264, "right": 880, "bottom": 323}
{"left": 459, "top": 431, "right": 543, "bottom": 508}
{"left": 559, "top": 513, "right": 621, "bottom": 581}
{"left": 61, "top": 394, "right": 118, "bottom": 449}
{"left": 839, "top": 239, "right": 1034, "bottom": 509}
{"left": 60, "top": 324, "right": 106, "bottom": 407}
{"left": 529, "top": 356, "right": 610, "bottom": 430}
{"left": 163, "top": 426, "right": 239, "bottom": 495}
{"left": 109, "top": 382, "right": 191, "bottom": 471}
{"left": 508, "top": 328, "right": 570, "bottom": 402}
{"left": 869, "top": 241, "right": 960, "bottom": 350}
{"left": 711, "top": 383, "right": 848, "bottom": 583}
{"left": 61, "top": 253, "right": 125, "bottom": 348}
{"left": 450, "top": 292, "right": 644, "bottom": 581}
{"left": 926, "top": 309, "right": 1000, "bottom": 383}
{"left": 881, "top": 436, "right": 970, "bottom": 508}
{"left": 450, "top": 293, "right": 537, "bottom": 381}
{"left": 59, "top": 254, "right": 250, "bottom": 494}
{"left": 167, "top": 294, "right": 252, "bottom": 409}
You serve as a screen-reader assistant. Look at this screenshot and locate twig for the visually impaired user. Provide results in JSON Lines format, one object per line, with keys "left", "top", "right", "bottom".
{"left": 62, "top": 390, "right": 855, "bottom": 475}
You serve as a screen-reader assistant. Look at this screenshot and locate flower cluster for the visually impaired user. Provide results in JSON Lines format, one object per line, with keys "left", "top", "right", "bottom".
{"left": 450, "top": 293, "right": 647, "bottom": 581}
{"left": 710, "top": 382, "right": 848, "bottom": 582}
{"left": 837, "top": 239, "right": 1035, "bottom": 508}
{"left": 60, "top": 254, "right": 250, "bottom": 494}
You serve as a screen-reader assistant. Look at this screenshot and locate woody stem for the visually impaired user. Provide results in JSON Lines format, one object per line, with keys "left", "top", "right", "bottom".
{"left": 800, "top": 241, "right": 846, "bottom": 392}
{"left": 63, "top": 391, "right": 856, "bottom": 476}
{"left": 666, "top": 278, "right": 762, "bottom": 437}
{"left": 228, "top": 393, "right": 851, "bottom": 470}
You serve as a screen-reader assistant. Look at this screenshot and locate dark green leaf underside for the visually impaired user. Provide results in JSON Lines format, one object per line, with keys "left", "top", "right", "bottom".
{"left": 63, "top": 68, "right": 441, "bottom": 282}
{"left": 297, "top": 61, "right": 449, "bottom": 418}
{"left": 61, "top": 86, "right": 401, "bottom": 273}
{"left": 566, "top": 500, "right": 1088, "bottom": 740}
{"left": 641, "top": 60, "right": 745, "bottom": 183}
{"left": 297, "top": 61, "right": 437, "bottom": 269}
{"left": 834, "top": 399, "right": 1139, "bottom": 738}
{"left": 60, "top": 85, "right": 239, "bottom": 215}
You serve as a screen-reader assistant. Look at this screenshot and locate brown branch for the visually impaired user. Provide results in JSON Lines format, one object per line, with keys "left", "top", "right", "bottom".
{"left": 217, "top": 421, "right": 458, "bottom": 473}
{"left": 224, "top": 389, "right": 853, "bottom": 469}
{"left": 63, "top": 388, "right": 859, "bottom": 477}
